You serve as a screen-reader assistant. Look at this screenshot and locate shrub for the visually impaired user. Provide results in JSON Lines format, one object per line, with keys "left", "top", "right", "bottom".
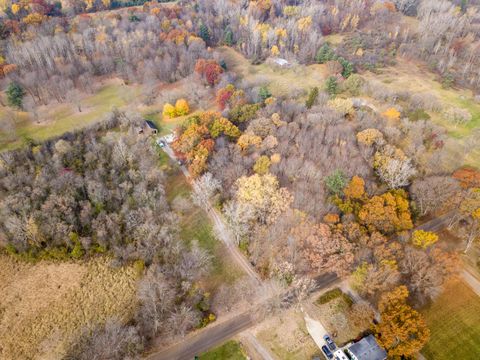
{"left": 317, "top": 288, "right": 353, "bottom": 307}
{"left": 317, "top": 288, "right": 343, "bottom": 304}
{"left": 305, "top": 87, "right": 319, "bottom": 109}
{"left": 328, "top": 98, "right": 354, "bottom": 116}
{"left": 382, "top": 107, "right": 401, "bottom": 121}
{"left": 356, "top": 128, "right": 384, "bottom": 146}
{"left": 443, "top": 107, "right": 472, "bottom": 126}
{"left": 342, "top": 74, "right": 364, "bottom": 96}
{"left": 405, "top": 109, "right": 430, "bottom": 121}
{"left": 253, "top": 155, "right": 271, "bottom": 175}
{"left": 229, "top": 103, "right": 260, "bottom": 123}
{"left": 441, "top": 73, "right": 455, "bottom": 89}
{"left": 325, "top": 76, "right": 338, "bottom": 96}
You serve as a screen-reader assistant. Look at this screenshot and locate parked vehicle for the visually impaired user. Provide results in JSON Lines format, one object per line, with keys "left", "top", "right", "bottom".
{"left": 321, "top": 345, "right": 334, "bottom": 359}
{"left": 324, "top": 334, "right": 336, "bottom": 351}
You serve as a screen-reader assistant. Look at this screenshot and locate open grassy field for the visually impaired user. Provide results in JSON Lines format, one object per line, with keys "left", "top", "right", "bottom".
{"left": 362, "top": 58, "right": 480, "bottom": 167}
{"left": 199, "top": 340, "right": 247, "bottom": 360}
{"left": 0, "top": 79, "right": 141, "bottom": 151}
{"left": 0, "top": 254, "right": 139, "bottom": 359}
{"left": 421, "top": 279, "right": 480, "bottom": 360}
{"left": 217, "top": 46, "right": 328, "bottom": 98}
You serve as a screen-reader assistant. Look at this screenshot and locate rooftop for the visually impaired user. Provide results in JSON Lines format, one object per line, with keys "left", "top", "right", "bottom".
{"left": 145, "top": 120, "right": 158, "bottom": 129}
{"left": 347, "top": 335, "right": 387, "bottom": 360}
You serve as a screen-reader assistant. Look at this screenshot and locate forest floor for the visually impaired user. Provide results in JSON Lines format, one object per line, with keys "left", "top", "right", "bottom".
{"left": 421, "top": 279, "right": 480, "bottom": 360}
{"left": 0, "top": 254, "right": 139, "bottom": 360}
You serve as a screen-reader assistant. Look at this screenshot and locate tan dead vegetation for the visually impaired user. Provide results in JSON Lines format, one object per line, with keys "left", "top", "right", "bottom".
{"left": 255, "top": 307, "right": 318, "bottom": 360}
{"left": 0, "top": 255, "right": 138, "bottom": 360}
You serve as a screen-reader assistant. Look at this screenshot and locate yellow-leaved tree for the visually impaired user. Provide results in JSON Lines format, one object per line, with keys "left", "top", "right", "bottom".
{"left": 235, "top": 173, "right": 292, "bottom": 224}
{"left": 382, "top": 107, "right": 401, "bottom": 121}
{"left": 162, "top": 103, "right": 176, "bottom": 118}
{"left": 411, "top": 230, "right": 439, "bottom": 249}
{"left": 175, "top": 99, "right": 190, "bottom": 116}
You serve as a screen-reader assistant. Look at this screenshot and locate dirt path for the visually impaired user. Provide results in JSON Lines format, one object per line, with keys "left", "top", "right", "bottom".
{"left": 163, "top": 144, "right": 261, "bottom": 284}
{"left": 242, "top": 332, "right": 276, "bottom": 360}
{"left": 461, "top": 270, "right": 480, "bottom": 297}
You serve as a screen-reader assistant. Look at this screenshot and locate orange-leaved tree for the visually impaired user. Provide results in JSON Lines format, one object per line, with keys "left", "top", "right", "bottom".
{"left": 374, "top": 286, "right": 430, "bottom": 358}
{"left": 358, "top": 190, "right": 413, "bottom": 234}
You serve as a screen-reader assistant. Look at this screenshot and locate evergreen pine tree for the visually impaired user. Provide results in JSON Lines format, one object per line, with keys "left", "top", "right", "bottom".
{"left": 199, "top": 24, "right": 210, "bottom": 44}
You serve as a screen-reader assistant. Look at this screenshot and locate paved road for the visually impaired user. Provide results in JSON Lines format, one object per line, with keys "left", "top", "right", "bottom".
{"left": 145, "top": 312, "right": 254, "bottom": 360}
{"left": 414, "top": 211, "right": 456, "bottom": 233}
{"left": 145, "top": 273, "right": 338, "bottom": 360}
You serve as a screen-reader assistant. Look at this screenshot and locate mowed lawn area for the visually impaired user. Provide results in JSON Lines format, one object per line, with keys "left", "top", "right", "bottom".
{"left": 0, "top": 80, "right": 141, "bottom": 151}
{"left": 199, "top": 340, "right": 247, "bottom": 360}
{"left": 421, "top": 280, "right": 480, "bottom": 360}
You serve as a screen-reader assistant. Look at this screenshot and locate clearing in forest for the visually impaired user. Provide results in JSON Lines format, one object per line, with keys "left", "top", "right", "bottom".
{"left": 217, "top": 46, "right": 328, "bottom": 98}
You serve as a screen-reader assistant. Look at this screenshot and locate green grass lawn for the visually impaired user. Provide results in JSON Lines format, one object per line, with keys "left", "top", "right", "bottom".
{"left": 199, "top": 340, "right": 247, "bottom": 360}
{"left": 421, "top": 280, "right": 480, "bottom": 360}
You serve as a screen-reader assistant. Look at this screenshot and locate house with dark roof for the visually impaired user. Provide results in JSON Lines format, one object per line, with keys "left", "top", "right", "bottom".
{"left": 344, "top": 335, "right": 387, "bottom": 360}
{"left": 145, "top": 120, "right": 158, "bottom": 134}
{"left": 138, "top": 120, "right": 158, "bottom": 135}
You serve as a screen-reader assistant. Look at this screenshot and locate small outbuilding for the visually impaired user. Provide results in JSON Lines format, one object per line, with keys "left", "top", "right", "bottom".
{"left": 272, "top": 57, "right": 290, "bottom": 67}
{"left": 138, "top": 120, "right": 158, "bottom": 135}
{"left": 145, "top": 120, "right": 158, "bottom": 134}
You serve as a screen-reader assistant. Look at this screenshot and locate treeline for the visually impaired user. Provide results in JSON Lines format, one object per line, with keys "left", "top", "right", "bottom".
{"left": 1, "top": 112, "right": 167, "bottom": 264}
{"left": 3, "top": 4, "right": 210, "bottom": 105}
{"left": 192, "top": 0, "right": 480, "bottom": 91}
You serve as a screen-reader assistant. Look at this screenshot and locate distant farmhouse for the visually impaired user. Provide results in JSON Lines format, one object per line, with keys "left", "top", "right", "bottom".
{"left": 266, "top": 57, "right": 291, "bottom": 68}
{"left": 138, "top": 120, "right": 158, "bottom": 135}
